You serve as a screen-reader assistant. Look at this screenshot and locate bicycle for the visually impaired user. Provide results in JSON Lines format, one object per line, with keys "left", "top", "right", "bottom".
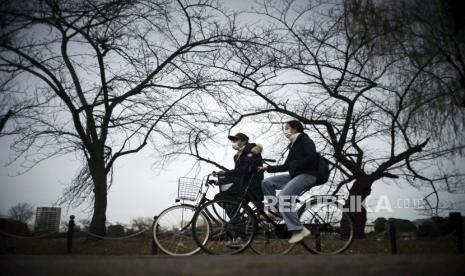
{"left": 153, "top": 158, "right": 289, "bottom": 255}
{"left": 190, "top": 160, "right": 355, "bottom": 255}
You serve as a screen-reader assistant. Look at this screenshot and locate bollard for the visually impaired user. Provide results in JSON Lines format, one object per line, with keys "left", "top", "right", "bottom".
{"left": 151, "top": 215, "right": 158, "bottom": 255}
{"left": 388, "top": 220, "right": 397, "bottom": 254}
{"left": 67, "top": 215, "right": 75, "bottom": 254}
{"left": 314, "top": 218, "right": 321, "bottom": 252}
{"left": 449, "top": 212, "right": 464, "bottom": 254}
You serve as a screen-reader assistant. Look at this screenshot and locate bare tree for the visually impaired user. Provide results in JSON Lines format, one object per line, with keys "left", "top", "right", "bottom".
{"left": 161, "top": 0, "right": 465, "bottom": 238}
{"left": 0, "top": 0, "right": 246, "bottom": 236}
{"left": 130, "top": 216, "right": 153, "bottom": 232}
{"left": 346, "top": 0, "right": 465, "bottom": 148}
{"left": 8, "top": 202, "right": 34, "bottom": 223}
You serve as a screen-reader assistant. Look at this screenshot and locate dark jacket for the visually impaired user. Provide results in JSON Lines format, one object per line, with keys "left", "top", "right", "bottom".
{"left": 267, "top": 133, "right": 318, "bottom": 178}
{"left": 217, "top": 143, "right": 264, "bottom": 202}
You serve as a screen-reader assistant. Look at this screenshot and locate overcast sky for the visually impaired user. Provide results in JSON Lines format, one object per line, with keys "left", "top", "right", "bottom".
{"left": 1, "top": 0, "right": 464, "bottom": 229}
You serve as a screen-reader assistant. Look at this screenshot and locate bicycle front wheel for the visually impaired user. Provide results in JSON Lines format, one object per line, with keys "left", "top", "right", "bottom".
{"left": 192, "top": 198, "right": 257, "bottom": 255}
{"left": 153, "top": 204, "right": 209, "bottom": 256}
{"left": 298, "top": 199, "right": 354, "bottom": 254}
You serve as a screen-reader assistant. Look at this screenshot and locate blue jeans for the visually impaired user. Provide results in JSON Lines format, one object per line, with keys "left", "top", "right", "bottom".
{"left": 261, "top": 173, "right": 317, "bottom": 231}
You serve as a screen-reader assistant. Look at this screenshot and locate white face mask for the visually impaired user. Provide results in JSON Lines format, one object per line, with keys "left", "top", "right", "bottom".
{"left": 284, "top": 129, "right": 293, "bottom": 139}
{"left": 232, "top": 142, "right": 241, "bottom": 150}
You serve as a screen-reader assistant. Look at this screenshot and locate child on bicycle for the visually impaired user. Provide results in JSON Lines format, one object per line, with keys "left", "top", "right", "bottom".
{"left": 216, "top": 132, "right": 264, "bottom": 203}
{"left": 215, "top": 132, "right": 264, "bottom": 247}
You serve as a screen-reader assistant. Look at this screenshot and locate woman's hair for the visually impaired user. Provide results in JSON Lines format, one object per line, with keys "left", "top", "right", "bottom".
{"left": 284, "top": 120, "right": 304, "bottom": 133}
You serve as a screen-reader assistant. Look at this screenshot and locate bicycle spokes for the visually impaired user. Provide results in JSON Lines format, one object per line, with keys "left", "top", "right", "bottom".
{"left": 299, "top": 202, "right": 354, "bottom": 254}
{"left": 192, "top": 199, "right": 256, "bottom": 255}
{"left": 154, "top": 205, "right": 208, "bottom": 256}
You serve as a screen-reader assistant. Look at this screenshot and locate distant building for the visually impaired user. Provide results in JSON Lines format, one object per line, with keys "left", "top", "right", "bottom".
{"left": 34, "top": 207, "right": 61, "bottom": 233}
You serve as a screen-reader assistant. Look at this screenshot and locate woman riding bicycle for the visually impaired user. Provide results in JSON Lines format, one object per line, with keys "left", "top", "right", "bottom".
{"left": 257, "top": 120, "right": 321, "bottom": 244}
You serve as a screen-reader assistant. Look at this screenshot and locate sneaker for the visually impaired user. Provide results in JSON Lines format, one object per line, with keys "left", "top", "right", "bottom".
{"left": 226, "top": 237, "right": 245, "bottom": 249}
{"left": 288, "top": 227, "right": 311, "bottom": 244}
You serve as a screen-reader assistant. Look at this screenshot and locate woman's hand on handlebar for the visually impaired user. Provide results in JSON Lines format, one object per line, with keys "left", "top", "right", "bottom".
{"left": 209, "top": 172, "right": 219, "bottom": 185}
{"left": 257, "top": 165, "right": 268, "bottom": 172}
{"left": 212, "top": 171, "right": 223, "bottom": 177}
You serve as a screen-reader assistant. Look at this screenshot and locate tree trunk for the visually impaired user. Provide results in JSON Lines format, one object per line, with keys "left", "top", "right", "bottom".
{"left": 341, "top": 177, "right": 374, "bottom": 239}
{"left": 88, "top": 157, "right": 108, "bottom": 237}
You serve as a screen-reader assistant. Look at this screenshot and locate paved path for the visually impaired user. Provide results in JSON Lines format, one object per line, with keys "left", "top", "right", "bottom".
{"left": 1, "top": 254, "right": 464, "bottom": 276}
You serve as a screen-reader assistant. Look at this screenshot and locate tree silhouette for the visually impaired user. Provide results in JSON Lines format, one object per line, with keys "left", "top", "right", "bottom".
{"left": 8, "top": 202, "right": 34, "bottom": 223}
{"left": 346, "top": 0, "right": 465, "bottom": 147}
{"left": 161, "top": 0, "right": 465, "bottom": 238}
{"left": 0, "top": 0, "right": 247, "bottom": 236}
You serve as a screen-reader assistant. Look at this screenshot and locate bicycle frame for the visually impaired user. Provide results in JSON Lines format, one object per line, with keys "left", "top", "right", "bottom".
{"left": 187, "top": 157, "right": 298, "bottom": 239}
{"left": 186, "top": 161, "right": 355, "bottom": 254}
{"left": 218, "top": 172, "right": 282, "bottom": 229}
{"left": 226, "top": 178, "right": 349, "bottom": 235}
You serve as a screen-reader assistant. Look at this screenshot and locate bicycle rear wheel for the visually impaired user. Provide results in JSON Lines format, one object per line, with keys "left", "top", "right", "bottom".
{"left": 192, "top": 198, "right": 257, "bottom": 255}
{"left": 298, "top": 199, "right": 354, "bottom": 254}
{"left": 153, "top": 204, "right": 209, "bottom": 256}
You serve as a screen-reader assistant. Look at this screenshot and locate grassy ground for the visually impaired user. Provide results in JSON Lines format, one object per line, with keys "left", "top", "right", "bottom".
{"left": 0, "top": 235, "right": 459, "bottom": 255}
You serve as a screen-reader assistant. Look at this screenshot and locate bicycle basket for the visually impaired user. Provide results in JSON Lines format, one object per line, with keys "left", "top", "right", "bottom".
{"left": 177, "top": 177, "right": 203, "bottom": 201}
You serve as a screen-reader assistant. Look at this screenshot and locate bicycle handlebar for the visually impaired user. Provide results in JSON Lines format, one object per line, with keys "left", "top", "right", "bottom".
{"left": 262, "top": 158, "right": 276, "bottom": 163}
{"left": 207, "top": 158, "right": 275, "bottom": 186}
{"left": 205, "top": 171, "right": 219, "bottom": 187}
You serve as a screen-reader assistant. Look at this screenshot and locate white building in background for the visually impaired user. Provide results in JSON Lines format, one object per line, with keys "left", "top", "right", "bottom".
{"left": 34, "top": 207, "right": 61, "bottom": 233}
